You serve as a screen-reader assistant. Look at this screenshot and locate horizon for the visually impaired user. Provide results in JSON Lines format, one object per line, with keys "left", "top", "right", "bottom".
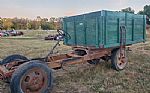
{"left": 0, "top": 0, "right": 150, "bottom": 19}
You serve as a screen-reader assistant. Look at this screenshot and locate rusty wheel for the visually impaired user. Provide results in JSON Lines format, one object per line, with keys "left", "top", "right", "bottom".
{"left": 1, "top": 54, "right": 28, "bottom": 65}
{"left": 10, "top": 61, "right": 53, "bottom": 93}
{"left": 21, "top": 67, "right": 48, "bottom": 93}
{"left": 111, "top": 48, "right": 127, "bottom": 71}
{"left": 0, "top": 54, "right": 29, "bottom": 82}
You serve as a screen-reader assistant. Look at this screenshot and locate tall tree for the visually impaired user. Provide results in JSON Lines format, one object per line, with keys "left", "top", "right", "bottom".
{"left": 0, "top": 17, "right": 59, "bottom": 30}
{"left": 121, "top": 7, "right": 135, "bottom": 14}
{"left": 2, "top": 18, "right": 13, "bottom": 30}
{"left": 11, "top": 18, "right": 28, "bottom": 30}
{"left": 29, "top": 21, "right": 40, "bottom": 30}
{"left": 42, "top": 18, "right": 48, "bottom": 22}
{"left": 138, "top": 5, "right": 150, "bottom": 17}
{"left": 0, "top": 17, "right": 3, "bottom": 30}
{"left": 41, "top": 22, "right": 50, "bottom": 30}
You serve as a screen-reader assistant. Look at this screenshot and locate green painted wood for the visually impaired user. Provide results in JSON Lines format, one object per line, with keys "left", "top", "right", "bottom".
{"left": 99, "top": 16, "right": 103, "bottom": 45}
{"left": 63, "top": 10, "right": 146, "bottom": 48}
{"left": 143, "top": 15, "right": 146, "bottom": 41}
{"left": 63, "top": 19, "right": 67, "bottom": 45}
{"left": 117, "top": 18, "right": 120, "bottom": 43}
{"left": 132, "top": 19, "right": 134, "bottom": 41}
{"left": 85, "top": 18, "right": 96, "bottom": 46}
{"left": 96, "top": 17, "right": 99, "bottom": 46}
{"left": 74, "top": 18, "right": 77, "bottom": 45}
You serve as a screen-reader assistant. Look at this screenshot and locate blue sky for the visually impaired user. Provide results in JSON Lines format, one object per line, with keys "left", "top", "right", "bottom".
{"left": 0, "top": 0, "right": 150, "bottom": 19}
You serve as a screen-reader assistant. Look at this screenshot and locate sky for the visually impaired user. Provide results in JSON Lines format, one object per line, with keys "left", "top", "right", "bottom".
{"left": 0, "top": 0, "right": 150, "bottom": 19}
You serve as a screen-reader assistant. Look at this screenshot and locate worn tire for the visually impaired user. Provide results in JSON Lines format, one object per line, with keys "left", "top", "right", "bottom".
{"left": 111, "top": 48, "right": 127, "bottom": 71}
{"left": 10, "top": 61, "right": 53, "bottom": 93}
{"left": 1, "top": 54, "right": 28, "bottom": 65}
{"left": 87, "top": 59, "right": 100, "bottom": 65}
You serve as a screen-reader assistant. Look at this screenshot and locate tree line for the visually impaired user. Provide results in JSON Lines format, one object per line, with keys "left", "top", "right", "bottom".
{"left": 0, "top": 5, "right": 150, "bottom": 30}
{"left": 121, "top": 5, "right": 150, "bottom": 18}
{"left": 0, "top": 16, "right": 62, "bottom": 30}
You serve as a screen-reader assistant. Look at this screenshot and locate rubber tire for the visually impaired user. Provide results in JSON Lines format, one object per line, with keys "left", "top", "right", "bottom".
{"left": 111, "top": 48, "right": 127, "bottom": 71}
{"left": 1, "top": 54, "right": 28, "bottom": 65}
{"left": 87, "top": 59, "right": 100, "bottom": 65}
{"left": 10, "top": 61, "right": 53, "bottom": 93}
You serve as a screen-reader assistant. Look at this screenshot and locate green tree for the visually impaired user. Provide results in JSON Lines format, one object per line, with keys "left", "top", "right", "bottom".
{"left": 26, "top": 22, "right": 31, "bottom": 30}
{"left": 0, "top": 17, "right": 59, "bottom": 30}
{"left": 12, "top": 17, "right": 20, "bottom": 30}
{"left": 41, "top": 22, "right": 50, "bottom": 30}
{"left": 12, "top": 18, "right": 28, "bottom": 30}
{"left": 138, "top": 11, "right": 144, "bottom": 15}
{"left": 41, "top": 22, "right": 56, "bottom": 30}
{"left": 138, "top": 5, "right": 150, "bottom": 17}
{"left": 2, "top": 18, "right": 13, "bottom": 30}
{"left": 41, "top": 18, "right": 48, "bottom": 22}
{"left": 50, "top": 22, "right": 56, "bottom": 30}
{"left": 29, "top": 21, "right": 39, "bottom": 30}
{"left": 0, "top": 17, "right": 3, "bottom": 30}
{"left": 121, "top": 7, "right": 135, "bottom": 14}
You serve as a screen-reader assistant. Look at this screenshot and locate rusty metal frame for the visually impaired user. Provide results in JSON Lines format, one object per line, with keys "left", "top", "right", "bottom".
{"left": 0, "top": 65, "right": 15, "bottom": 80}
{"left": 46, "top": 47, "right": 112, "bottom": 69}
{"left": 0, "top": 47, "right": 113, "bottom": 80}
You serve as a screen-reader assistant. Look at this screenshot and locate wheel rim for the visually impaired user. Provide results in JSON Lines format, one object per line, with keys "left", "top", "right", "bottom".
{"left": 117, "top": 49, "right": 127, "bottom": 69}
{"left": 21, "top": 67, "right": 48, "bottom": 93}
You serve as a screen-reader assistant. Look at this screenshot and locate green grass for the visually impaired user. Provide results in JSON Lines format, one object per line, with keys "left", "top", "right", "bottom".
{"left": 0, "top": 30, "right": 150, "bottom": 93}
{"left": 0, "top": 39, "right": 70, "bottom": 60}
{"left": 0, "top": 30, "right": 69, "bottom": 60}
{"left": 52, "top": 52, "right": 150, "bottom": 93}
{"left": 22, "top": 30, "right": 57, "bottom": 38}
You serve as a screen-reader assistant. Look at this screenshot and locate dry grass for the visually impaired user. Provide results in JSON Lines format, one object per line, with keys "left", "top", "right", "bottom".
{"left": 0, "top": 30, "right": 150, "bottom": 93}
{"left": 0, "top": 30, "right": 69, "bottom": 60}
{"left": 52, "top": 51, "right": 150, "bottom": 93}
{"left": 0, "top": 39, "right": 70, "bottom": 60}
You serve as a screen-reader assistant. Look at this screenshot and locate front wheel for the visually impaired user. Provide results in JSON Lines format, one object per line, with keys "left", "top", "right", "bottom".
{"left": 10, "top": 61, "right": 53, "bottom": 93}
{"left": 111, "top": 48, "right": 128, "bottom": 71}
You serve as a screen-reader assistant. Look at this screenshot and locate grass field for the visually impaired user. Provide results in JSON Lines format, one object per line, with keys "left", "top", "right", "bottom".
{"left": 0, "top": 30, "right": 150, "bottom": 93}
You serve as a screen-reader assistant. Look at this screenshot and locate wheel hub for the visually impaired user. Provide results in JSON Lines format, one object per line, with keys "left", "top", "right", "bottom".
{"left": 21, "top": 68, "right": 48, "bottom": 93}
{"left": 117, "top": 50, "right": 127, "bottom": 69}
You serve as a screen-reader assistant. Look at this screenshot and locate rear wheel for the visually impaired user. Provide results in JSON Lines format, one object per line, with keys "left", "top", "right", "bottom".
{"left": 0, "top": 54, "right": 29, "bottom": 82}
{"left": 111, "top": 48, "right": 127, "bottom": 71}
{"left": 1, "top": 54, "right": 28, "bottom": 65}
{"left": 10, "top": 61, "right": 53, "bottom": 93}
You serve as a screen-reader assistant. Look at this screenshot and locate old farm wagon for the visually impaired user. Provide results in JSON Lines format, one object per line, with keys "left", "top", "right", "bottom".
{"left": 0, "top": 10, "right": 146, "bottom": 93}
